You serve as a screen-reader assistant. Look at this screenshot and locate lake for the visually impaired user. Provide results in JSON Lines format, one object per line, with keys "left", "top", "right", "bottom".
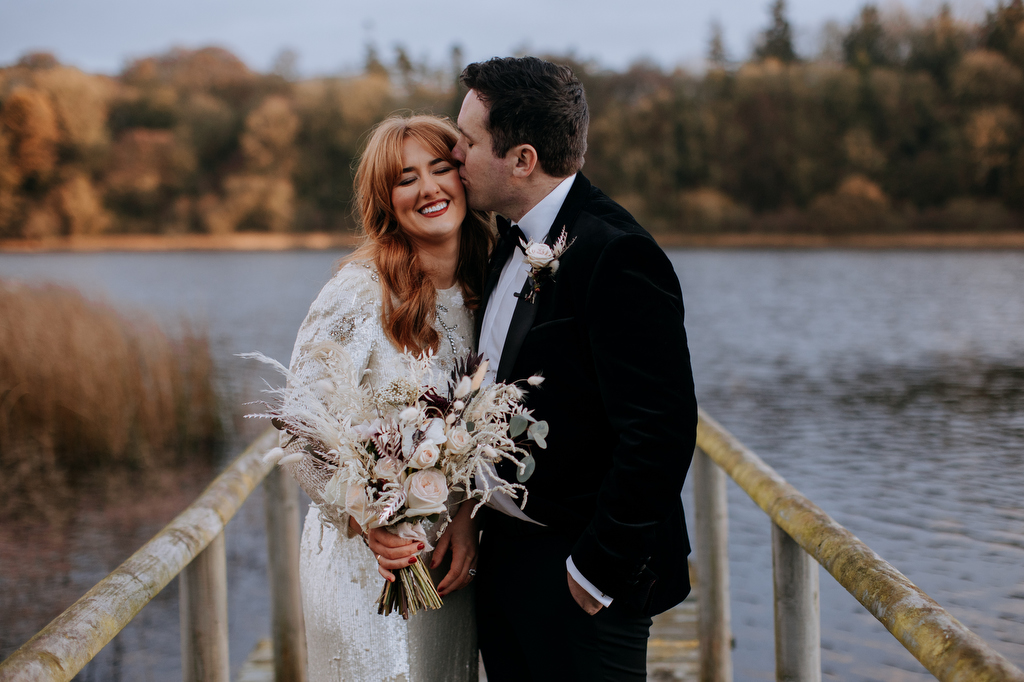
{"left": 1, "top": 249, "right": 1022, "bottom": 681}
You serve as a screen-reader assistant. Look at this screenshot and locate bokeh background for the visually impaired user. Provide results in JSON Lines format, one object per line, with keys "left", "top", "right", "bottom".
{"left": 3, "top": 0, "right": 1024, "bottom": 239}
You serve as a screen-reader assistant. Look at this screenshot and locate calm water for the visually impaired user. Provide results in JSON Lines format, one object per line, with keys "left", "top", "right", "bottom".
{"left": 1, "top": 249, "right": 1022, "bottom": 681}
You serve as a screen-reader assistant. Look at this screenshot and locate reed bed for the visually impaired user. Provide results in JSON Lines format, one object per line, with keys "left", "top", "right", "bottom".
{"left": 0, "top": 279, "right": 222, "bottom": 521}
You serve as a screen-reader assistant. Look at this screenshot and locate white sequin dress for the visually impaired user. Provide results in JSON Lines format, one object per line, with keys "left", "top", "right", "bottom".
{"left": 285, "top": 261, "right": 478, "bottom": 682}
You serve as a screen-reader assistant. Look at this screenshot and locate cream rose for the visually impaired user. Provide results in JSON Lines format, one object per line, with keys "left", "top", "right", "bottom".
{"left": 523, "top": 242, "right": 555, "bottom": 270}
{"left": 403, "top": 468, "right": 448, "bottom": 517}
{"left": 374, "top": 456, "right": 404, "bottom": 482}
{"left": 324, "top": 474, "right": 378, "bottom": 531}
{"left": 410, "top": 442, "right": 440, "bottom": 469}
{"left": 446, "top": 426, "right": 473, "bottom": 455}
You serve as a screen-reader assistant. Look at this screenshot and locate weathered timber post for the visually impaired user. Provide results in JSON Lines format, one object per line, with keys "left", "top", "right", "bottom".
{"left": 693, "top": 446, "right": 733, "bottom": 682}
{"left": 772, "top": 524, "right": 820, "bottom": 682}
{"left": 265, "top": 465, "right": 308, "bottom": 682}
{"left": 180, "top": 531, "right": 230, "bottom": 682}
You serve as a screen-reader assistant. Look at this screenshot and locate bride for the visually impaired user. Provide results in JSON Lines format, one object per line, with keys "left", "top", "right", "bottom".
{"left": 284, "top": 115, "right": 494, "bottom": 681}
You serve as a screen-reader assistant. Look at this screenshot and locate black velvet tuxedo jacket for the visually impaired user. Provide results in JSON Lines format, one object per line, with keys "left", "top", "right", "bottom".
{"left": 480, "top": 172, "right": 698, "bottom": 617}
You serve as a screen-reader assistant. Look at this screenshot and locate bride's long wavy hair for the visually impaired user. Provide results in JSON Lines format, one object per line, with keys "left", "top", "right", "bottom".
{"left": 349, "top": 115, "right": 494, "bottom": 354}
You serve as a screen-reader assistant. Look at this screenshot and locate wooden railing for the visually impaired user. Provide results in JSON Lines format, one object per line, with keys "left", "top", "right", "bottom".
{"left": 3, "top": 412, "right": 1023, "bottom": 682}
{"left": 0, "top": 427, "right": 306, "bottom": 682}
{"left": 692, "top": 407, "right": 1024, "bottom": 682}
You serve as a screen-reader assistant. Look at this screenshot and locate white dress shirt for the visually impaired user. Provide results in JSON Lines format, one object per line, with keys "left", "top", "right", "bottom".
{"left": 478, "top": 174, "right": 612, "bottom": 607}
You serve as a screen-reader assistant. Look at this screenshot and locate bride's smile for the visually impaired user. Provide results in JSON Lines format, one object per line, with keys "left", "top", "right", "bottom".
{"left": 391, "top": 136, "right": 466, "bottom": 246}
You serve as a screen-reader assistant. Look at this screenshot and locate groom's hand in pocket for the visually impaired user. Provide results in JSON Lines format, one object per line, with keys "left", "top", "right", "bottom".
{"left": 433, "top": 502, "right": 478, "bottom": 596}
{"left": 567, "top": 572, "right": 604, "bottom": 615}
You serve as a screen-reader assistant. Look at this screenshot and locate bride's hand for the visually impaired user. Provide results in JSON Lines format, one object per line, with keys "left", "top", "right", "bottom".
{"left": 432, "top": 502, "right": 478, "bottom": 596}
{"left": 366, "top": 526, "right": 424, "bottom": 582}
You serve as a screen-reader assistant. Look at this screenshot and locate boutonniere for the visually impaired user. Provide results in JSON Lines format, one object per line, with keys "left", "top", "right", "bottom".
{"left": 517, "top": 227, "right": 575, "bottom": 304}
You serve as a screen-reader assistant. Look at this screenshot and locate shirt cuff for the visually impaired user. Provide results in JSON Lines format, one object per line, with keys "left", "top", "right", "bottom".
{"left": 566, "top": 556, "right": 614, "bottom": 607}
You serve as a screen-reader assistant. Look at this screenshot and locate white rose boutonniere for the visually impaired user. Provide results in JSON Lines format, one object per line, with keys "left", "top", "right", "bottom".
{"left": 518, "top": 227, "right": 574, "bottom": 304}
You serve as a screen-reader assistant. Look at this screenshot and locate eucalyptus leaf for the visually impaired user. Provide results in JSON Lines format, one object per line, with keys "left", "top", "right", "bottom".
{"left": 465, "top": 421, "right": 475, "bottom": 431}
{"left": 528, "top": 420, "right": 549, "bottom": 448}
{"left": 517, "top": 455, "right": 536, "bottom": 482}
{"left": 509, "top": 414, "right": 529, "bottom": 438}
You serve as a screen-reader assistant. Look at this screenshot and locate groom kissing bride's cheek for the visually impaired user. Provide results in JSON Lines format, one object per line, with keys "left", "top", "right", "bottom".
{"left": 455, "top": 56, "right": 698, "bottom": 681}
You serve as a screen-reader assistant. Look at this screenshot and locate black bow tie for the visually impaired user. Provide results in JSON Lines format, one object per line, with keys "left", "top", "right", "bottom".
{"left": 496, "top": 216, "right": 527, "bottom": 248}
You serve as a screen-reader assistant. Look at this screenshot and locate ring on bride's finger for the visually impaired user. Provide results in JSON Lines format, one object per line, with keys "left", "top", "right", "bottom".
{"left": 376, "top": 554, "right": 383, "bottom": 563}
{"left": 468, "top": 568, "right": 477, "bottom": 577}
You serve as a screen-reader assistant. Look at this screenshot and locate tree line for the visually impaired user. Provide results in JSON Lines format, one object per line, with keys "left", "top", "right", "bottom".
{"left": 3, "top": 0, "right": 1024, "bottom": 238}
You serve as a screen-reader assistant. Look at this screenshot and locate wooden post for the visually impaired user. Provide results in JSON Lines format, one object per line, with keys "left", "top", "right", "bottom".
{"left": 180, "top": 531, "right": 230, "bottom": 682}
{"left": 264, "top": 465, "right": 308, "bottom": 682}
{"left": 772, "top": 523, "right": 820, "bottom": 682}
{"left": 693, "top": 446, "right": 733, "bottom": 682}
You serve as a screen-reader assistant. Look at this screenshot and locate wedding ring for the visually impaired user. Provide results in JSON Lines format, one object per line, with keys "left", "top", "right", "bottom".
{"left": 376, "top": 554, "right": 383, "bottom": 563}
{"left": 468, "top": 568, "right": 477, "bottom": 577}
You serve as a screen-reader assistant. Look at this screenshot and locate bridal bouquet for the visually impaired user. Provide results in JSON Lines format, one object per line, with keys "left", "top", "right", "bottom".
{"left": 242, "top": 345, "right": 547, "bottom": 619}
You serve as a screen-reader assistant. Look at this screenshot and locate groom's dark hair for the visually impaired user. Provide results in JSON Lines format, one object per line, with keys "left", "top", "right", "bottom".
{"left": 460, "top": 56, "right": 588, "bottom": 178}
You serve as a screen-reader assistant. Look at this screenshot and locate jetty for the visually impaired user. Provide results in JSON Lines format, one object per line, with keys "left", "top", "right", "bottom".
{"left": 2, "top": 409, "right": 1022, "bottom": 682}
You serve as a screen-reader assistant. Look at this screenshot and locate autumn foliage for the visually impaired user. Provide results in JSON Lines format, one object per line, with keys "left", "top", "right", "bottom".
{"left": 4, "top": 2, "right": 1024, "bottom": 236}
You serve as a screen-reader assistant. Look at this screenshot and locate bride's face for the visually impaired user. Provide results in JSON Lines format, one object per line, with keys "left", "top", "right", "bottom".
{"left": 391, "top": 136, "right": 467, "bottom": 248}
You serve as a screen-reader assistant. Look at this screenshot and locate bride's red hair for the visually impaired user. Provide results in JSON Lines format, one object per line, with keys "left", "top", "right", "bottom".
{"left": 350, "top": 115, "right": 494, "bottom": 354}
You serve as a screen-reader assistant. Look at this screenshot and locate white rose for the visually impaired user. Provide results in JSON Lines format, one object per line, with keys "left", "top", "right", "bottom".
{"left": 524, "top": 242, "right": 555, "bottom": 270}
{"left": 447, "top": 426, "right": 473, "bottom": 454}
{"left": 404, "top": 469, "right": 448, "bottom": 517}
{"left": 324, "top": 475, "right": 378, "bottom": 531}
{"left": 374, "top": 456, "right": 404, "bottom": 482}
{"left": 410, "top": 442, "right": 440, "bottom": 469}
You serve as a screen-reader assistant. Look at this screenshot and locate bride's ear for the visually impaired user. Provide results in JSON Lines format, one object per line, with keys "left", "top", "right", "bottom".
{"left": 509, "top": 144, "right": 539, "bottom": 178}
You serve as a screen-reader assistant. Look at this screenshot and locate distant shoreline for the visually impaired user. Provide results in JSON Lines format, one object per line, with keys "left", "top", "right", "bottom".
{"left": 2, "top": 231, "right": 1024, "bottom": 253}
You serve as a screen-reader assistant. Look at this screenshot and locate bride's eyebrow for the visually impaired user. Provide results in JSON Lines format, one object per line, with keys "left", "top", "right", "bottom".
{"left": 401, "top": 158, "right": 447, "bottom": 173}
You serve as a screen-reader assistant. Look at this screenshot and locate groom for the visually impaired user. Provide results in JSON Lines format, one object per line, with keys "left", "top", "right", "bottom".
{"left": 453, "top": 56, "right": 698, "bottom": 680}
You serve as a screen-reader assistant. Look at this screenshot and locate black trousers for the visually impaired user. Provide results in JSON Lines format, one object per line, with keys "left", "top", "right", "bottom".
{"left": 476, "top": 513, "right": 652, "bottom": 682}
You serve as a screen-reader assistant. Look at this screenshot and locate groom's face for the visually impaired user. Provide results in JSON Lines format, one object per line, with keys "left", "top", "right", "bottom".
{"left": 453, "top": 90, "right": 513, "bottom": 214}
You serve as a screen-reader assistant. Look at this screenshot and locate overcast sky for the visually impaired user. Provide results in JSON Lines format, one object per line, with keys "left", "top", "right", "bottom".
{"left": 2, "top": 0, "right": 990, "bottom": 76}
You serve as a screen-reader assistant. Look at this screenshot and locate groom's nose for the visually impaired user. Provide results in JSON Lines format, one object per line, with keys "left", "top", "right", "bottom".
{"left": 452, "top": 138, "right": 466, "bottom": 163}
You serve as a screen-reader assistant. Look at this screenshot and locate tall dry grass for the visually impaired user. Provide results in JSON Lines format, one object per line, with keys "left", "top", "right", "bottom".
{"left": 0, "top": 280, "right": 222, "bottom": 521}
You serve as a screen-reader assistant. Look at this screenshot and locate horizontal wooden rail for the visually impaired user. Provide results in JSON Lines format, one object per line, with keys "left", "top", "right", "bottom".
{"left": 695, "top": 408, "right": 1024, "bottom": 682}
{"left": 0, "top": 428, "right": 280, "bottom": 682}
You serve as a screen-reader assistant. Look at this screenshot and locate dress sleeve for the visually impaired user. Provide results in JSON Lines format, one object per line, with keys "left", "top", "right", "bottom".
{"left": 280, "top": 263, "right": 381, "bottom": 533}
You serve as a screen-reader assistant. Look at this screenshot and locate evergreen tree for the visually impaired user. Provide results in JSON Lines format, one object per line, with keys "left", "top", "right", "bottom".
{"left": 984, "top": 0, "right": 1024, "bottom": 54}
{"left": 907, "top": 4, "right": 970, "bottom": 87}
{"left": 708, "top": 20, "right": 729, "bottom": 68}
{"left": 364, "top": 44, "right": 389, "bottom": 78}
{"left": 755, "top": 0, "right": 798, "bottom": 62}
{"left": 843, "top": 6, "right": 895, "bottom": 69}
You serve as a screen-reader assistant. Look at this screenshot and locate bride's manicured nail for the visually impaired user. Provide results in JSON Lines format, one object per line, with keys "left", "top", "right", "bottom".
{"left": 409, "top": 557, "right": 417, "bottom": 564}
{"left": 418, "top": 543, "right": 425, "bottom": 550}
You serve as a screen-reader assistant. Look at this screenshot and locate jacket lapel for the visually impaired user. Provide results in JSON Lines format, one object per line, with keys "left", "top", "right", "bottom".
{"left": 494, "top": 173, "right": 591, "bottom": 383}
